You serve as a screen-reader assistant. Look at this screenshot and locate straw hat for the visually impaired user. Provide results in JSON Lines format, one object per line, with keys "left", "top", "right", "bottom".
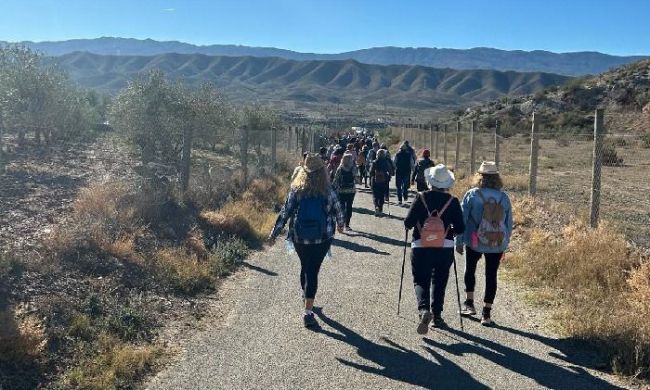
{"left": 303, "top": 154, "right": 326, "bottom": 173}
{"left": 477, "top": 161, "right": 499, "bottom": 175}
{"left": 424, "top": 164, "right": 455, "bottom": 189}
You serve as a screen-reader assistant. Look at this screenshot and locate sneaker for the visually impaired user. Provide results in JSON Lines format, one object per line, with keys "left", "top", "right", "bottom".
{"left": 374, "top": 207, "right": 380, "bottom": 216}
{"left": 303, "top": 312, "right": 318, "bottom": 328}
{"left": 398, "top": 200, "right": 403, "bottom": 205}
{"left": 431, "top": 314, "right": 447, "bottom": 329}
{"left": 460, "top": 300, "right": 477, "bottom": 316}
{"left": 481, "top": 307, "right": 494, "bottom": 327}
{"left": 345, "top": 226, "right": 353, "bottom": 232}
{"left": 417, "top": 310, "right": 433, "bottom": 335}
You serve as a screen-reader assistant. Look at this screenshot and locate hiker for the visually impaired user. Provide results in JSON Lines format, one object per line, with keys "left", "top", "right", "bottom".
{"left": 404, "top": 164, "right": 465, "bottom": 334}
{"left": 269, "top": 154, "right": 345, "bottom": 328}
{"left": 358, "top": 145, "right": 369, "bottom": 187}
{"left": 369, "top": 149, "right": 392, "bottom": 216}
{"left": 319, "top": 147, "right": 329, "bottom": 162}
{"left": 333, "top": 154, "right": 358, "bottom": 231}
{"left": 412, "top": 149, "right": 435, "bottom": 192}
{"left": 393, "top": 142, "right": 413, "bottom": 204}
{"left": 345, "top": 143, "right": 358, "bottom": 163}
{"left": 403, "top": 140, "right": 417, "bottom": 165}
{"left": 328, "top": 147, "right": 344, "bottom": 180}
{"left": 379, "top": 143, "right": 395, "bottom": 202}
{"left": 456, "top": 161, "right": 513, "bottom": 326}
{"left": 291, "top": 152, "right": 309, "bottom": 181}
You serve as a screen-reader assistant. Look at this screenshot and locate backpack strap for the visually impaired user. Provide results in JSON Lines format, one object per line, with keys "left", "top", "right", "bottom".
{"left": 437, "top": 195, "right": 454, "bottom": 217}
{"left": 418, "top": 192, "right": 432, "bottom": 216}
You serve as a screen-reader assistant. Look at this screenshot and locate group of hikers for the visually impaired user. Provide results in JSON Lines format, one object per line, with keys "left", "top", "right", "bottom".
{"left": 268, "top": 134, "right": 513, "bottom": 334}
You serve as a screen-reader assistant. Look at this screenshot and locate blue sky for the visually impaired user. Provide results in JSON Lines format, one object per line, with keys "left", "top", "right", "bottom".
{"left": 1, "top": 0, "right": 648, "bottom": 55}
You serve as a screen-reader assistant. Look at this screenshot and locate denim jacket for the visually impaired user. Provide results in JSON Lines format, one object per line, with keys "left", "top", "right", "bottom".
{"left": 456, "top": 187, "right": 513, "bottom": 253}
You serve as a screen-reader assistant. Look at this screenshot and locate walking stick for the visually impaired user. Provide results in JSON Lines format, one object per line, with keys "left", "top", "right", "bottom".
{"left": 397, "top": 229, "right": 408, "bottom": 316}
{"left": 452, "top": 251, "right": 464, "bottom": 331}
{"left": 387, "top": 186, "right": 391, "bottom": 216}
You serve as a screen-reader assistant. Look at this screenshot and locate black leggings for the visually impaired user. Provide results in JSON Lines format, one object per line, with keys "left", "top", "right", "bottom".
{"left": 337, "top": 192, "right": 355, "bottom": 226}
{"left": 372, "top": 183, "right": 387, "bottom": 209}
{"left": 464, "top": 247, "right": 502, "bottom": 304}
{"left": 411, "top": 247, "right": 454, "bottom": 315}
{"left": 294, "top": 239, "right": 332, "bottom": 299}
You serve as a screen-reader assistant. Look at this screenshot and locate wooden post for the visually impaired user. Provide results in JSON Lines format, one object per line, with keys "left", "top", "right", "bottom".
{"left": 241, "top": 125, "right": 249, "bottom": 187}
{"left": 590, "top": 108, "right": 605, "bottom": 227}
{"left": 529, "top": 113, "right": 540, "bottom": 196}
{"left": 429, "top": 124, "right": 434, "bottom": 151}
{"left": 494, "top": 120, "right": 500, "bottom": 169}
{"left": 443, "top": 124, "right": 448, "bottom": 164}
{"left": 271, "top": 126, "right": 277, "bottom": 173}
{"left": 455, "top": 121, "right": 461, "bottom": 169}
{"left": 434, "top": 125, "right": 440, "bottom": 160}
{"left": 470, "top": 120, "right": 477, "bottom": 174}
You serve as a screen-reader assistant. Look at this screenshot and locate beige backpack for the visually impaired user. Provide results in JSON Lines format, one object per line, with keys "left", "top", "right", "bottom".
{"left": 417, "top": 193, "right": 454, "bottom": 248}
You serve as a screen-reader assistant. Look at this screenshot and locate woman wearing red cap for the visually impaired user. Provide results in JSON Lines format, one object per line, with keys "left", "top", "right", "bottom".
{"left": 411, "top": 149, "right": 435, "bottom": 192}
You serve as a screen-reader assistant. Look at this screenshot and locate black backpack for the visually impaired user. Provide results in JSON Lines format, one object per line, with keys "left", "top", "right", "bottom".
{"left": 339, "top": 169, "right": 355, "bottom": 189}
{"left": 416, "top": 159, "right": 435, "bottom": 182}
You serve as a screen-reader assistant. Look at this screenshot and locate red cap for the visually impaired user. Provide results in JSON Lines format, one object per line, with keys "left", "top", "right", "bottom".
{"left": 422, "top": 149, "right": 431, "bottom": 157}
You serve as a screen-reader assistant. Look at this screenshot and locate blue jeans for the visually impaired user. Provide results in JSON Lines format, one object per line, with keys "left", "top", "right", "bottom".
{"left": 395, "top": 174, "right": 410, "bottom": 202}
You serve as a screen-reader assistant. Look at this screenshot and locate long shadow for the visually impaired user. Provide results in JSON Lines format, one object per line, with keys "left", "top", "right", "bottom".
{"left": 313, "top": 308, "right": 489, "bottom": 389}
{"left": 332, "top": 238, "right": 390, "bottom": 256}
{"left": 351, "top": 230, "right": 406, "bottom": 248}
{"left": 242, "top": 261, "right": 278, "bottom": 276}
{"left": 352, "top": 207, "right": 403, "bottom": 221}
{"left": 493, "top": 324, "right": 612, "bottom": 371}
{"left": 424, "top": 327, "right": 622, "bottom": 390}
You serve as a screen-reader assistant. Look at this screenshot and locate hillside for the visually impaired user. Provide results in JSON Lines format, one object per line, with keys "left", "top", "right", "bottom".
{"left": 5, "top": 37, "right": 647, "bottom": 76}
{"left": 46, "top": 52, "right": 571, "bottom": 109}
{"left": 458, "top": 59, "right": 650, "bottom": 132}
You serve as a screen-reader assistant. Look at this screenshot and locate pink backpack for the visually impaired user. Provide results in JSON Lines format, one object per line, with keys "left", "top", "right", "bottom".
{"left": 417, "top": 193, "right": 454, "bottom": 248}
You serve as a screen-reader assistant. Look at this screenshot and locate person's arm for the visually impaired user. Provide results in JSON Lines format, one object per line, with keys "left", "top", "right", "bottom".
{"left": 332, "top": 168, "right": 341, "bottom": 190}
{"left": 450, "top": 197, "right": 466, "bottom": 236}
{"left": 411, "top": 162, "right": 419, "bottom": 183}
{"left": 404, "top": 193, "right": 424, "bottom": 230}
{"left": 329, "top": 189, "right": 345, "bottom": 229}
{"left": 269, "top": 190, "right": 298, "bottom": 239}
{"left": 504, "top": 192, "right": 514, "bottom": 241}
{"left": 455, "top": 190, "right": 473, "bottom": 252}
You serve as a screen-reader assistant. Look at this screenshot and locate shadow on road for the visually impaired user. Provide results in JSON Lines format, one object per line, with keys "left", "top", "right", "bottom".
{"left": 332, "top": 238, "right": 390, "bottom": 256}
{"left": 313, "top": 308, "right": 488, "bottom": 389}
{"left": 352, "top": 207, "right": 403, "bottom": 221}
{"left": 424, "top": 327, "right": 622, "bottom": 390}
{"left": 242, "top": 261, "right": 278, "bottom": 276}
{"left": 350, "top": 230, "right": 406, "bottom": 247}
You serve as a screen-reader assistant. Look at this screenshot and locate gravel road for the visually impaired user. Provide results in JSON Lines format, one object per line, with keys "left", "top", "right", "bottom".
{"left": 149, "top": 188, "right": 628, "bottom": 390}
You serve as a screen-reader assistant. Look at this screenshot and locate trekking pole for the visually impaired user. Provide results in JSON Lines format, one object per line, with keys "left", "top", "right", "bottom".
{"left": 397, "top": 229, "right": 408, "bottom": 316}
{"left": 452, "top": 251, "right": 464, "bottom": 331}
{"left": 387, "top": 183, "right": 391, "bottom": 216}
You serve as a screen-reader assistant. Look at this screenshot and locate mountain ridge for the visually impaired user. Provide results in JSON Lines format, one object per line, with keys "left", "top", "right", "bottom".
{"left": 4, "top": 37, "right": 646, "bottom": 76}
{"left": 45, "top": 51, "right": 572, "bottom": 109}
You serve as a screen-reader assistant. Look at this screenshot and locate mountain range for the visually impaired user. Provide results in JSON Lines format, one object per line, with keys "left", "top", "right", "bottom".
{"left": 5, "top": 37, "right": 647, "bottom": 76}
{"left": 46, "top": 51, "right": 572, "bottom": 109}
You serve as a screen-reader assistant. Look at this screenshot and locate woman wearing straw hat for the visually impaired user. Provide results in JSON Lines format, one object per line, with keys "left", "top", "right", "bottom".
{"left": 404, "top": 164, "right": 465, "bottom": 333}
{"left": 457, "top": 161, "right": 513, "bottom": 326}
{"left": 269, "top": 154, "right": 345, "bottom": 328}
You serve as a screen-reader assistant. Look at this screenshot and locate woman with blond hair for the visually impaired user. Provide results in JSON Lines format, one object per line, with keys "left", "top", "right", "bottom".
{"left": 457, "top": 161, "right": 513, "bottom": 326}
{"left": 269, "top": 154, "right": 345, "bottom": 328}
{"left": 333, "top": 154, "right": 358, "bottom": 231}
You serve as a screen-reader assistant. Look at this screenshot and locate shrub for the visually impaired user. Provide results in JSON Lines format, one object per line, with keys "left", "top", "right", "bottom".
{"left": 151, "top": 248, "right": 214, "bottom": 295}
{"left": 210, "top": 238, "right": 249, "bottom": 277}
{"left": 0, "top": 308, "right": 46, "bottom": 365}
{"left": 641, "top": 133, "right": 650, "bottom": 149}
{"left": 61, "top": 334, "right": 165, "bottom": 390}
{"left": 602, "top": 142, "right": 623, "bottom": 166}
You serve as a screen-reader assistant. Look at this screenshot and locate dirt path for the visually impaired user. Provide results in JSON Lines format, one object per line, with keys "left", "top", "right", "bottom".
{"left": 148, "top": 188, "right": 629, "bottom": 389}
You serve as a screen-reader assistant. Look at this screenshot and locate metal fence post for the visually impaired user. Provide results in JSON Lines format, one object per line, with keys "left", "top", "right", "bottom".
{"left": 590, "top": 109, "right": 605, "bottom": 227}
{"left": 443, "top": 124, "right": 448, "bottom": 164}
{"left": 271, "top": 126, "right": 277, "bottom": 173}
{"left": 455, "top": 121, "right": 461, "bottom": 169}
{"left": 529, "top": 113, "right": 540, "bottom": 196}
{"left": 470, "top": 120, "right": 477, "bottom": 174}
{"left": 241, "top": 125, "right": 249, "bottom": 187}
{"left": 494, "top": 120, "right": 500, "bottom": 169}
{"left": 434, "top": 125, "right": 440, "bottom": 160}
{"left": 429, "top": 124, "right": 433, "bottom": 151}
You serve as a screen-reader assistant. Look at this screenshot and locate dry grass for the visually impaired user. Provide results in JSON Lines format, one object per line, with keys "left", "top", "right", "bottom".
{"left": 0, "top": 307, "right": 46, "bottom": 364}
{"left": 506, "top": 195, "right": 649, "bottom": 378}
{"left": 61, "top": 334, "right": 165, "bottom": 390}
{"left": 151, "top": 248, "right": 214, "bottom": 295}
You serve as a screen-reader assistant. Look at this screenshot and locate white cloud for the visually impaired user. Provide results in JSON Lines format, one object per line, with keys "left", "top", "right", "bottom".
{"left": 162, "top": 8, "right": 175, "bottom": 12}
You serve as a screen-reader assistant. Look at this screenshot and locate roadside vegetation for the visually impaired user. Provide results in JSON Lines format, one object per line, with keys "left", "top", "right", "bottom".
{"left": 0, "top": 45, "right": 291, "bottom": 389}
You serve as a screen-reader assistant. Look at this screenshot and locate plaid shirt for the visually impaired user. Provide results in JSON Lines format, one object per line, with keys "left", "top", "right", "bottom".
{"left": 270, "top": 187, "right": 345, "bottom": 244}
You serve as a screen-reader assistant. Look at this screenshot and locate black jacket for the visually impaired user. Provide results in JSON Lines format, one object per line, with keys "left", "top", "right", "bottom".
{"left": 412, "top": 158, "right": 435, "bottom": 183}
{"left": 394, "top": 149, "right": 412, "bottom": 177}
{"left": 404, "top": 190, "right": 465, "bottom": 242}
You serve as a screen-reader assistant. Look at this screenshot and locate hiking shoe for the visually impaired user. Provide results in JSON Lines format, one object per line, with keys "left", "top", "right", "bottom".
{"left": 481, "top": 308, "right": 494, "bottom": 327}
{"left": 374, "top": 207, "right": 381, "bottom": 216}
{"left": 417, "top": 310, "right": 433, "bottom": 335}
{"left": 398, "top": 200, "right": 403, "bottom": 205}
{"left": 431, "top": 314, "right": 447, "bottom": 329}
{"left": 460, "top": 301, "right": 477, "bottom": 316}
{"left": 303, "top": 312, "right": 318, "bottom": 328}
{"left": 345, "top": 226, "right": 353, "bottom": 232}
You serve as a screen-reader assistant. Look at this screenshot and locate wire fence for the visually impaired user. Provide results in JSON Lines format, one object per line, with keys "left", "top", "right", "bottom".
{"left": 388, "top": 111, "right": 650, "bottom": 248}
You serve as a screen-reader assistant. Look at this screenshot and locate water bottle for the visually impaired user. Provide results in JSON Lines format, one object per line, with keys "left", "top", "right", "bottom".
{"left": 285, "top": 239, "right": 295, "bottom": 255}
